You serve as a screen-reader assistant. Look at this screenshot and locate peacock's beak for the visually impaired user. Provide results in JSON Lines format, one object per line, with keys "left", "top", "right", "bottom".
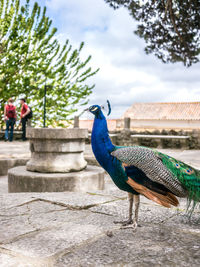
{"left": 77, "top": 108, "right": 89, "bottom": 117}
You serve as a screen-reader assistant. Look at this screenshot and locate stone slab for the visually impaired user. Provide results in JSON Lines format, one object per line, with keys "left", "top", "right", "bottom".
{"left": 8, "top": 165, "right": 105, "bottom": 193}
{"left": 131, "top": 134, "right": 190, "bottom": 139}
{"left": 0, "top": 190, "right": 119, "bottom": 209}
{"left": 26, "top": 128, "right": 88, "bottom": 139}
{"left": 0, "top": 253, "right": 19, "bottom": 267}
{"left": 0, "top": 192, "right": 199, "bottom": 267}
{"left": 36, "top": 192, "right": 117, "bottom": 208}
{"left": 0, "top": 194, "right": 37, "bottom": 209}
{"left": 0, "top": 215, "right": 36, "bottom": 244}
{"left": 0, "top": 141, "right": 30, "bottom": 175}
{"left": 56, "top": 223, "right": 200, "bottom": 267}
{"left": 0, "top": 141, "right": 30, "bottom": 158}
{"left": 0, "top": 191, "right": 122, "bottom": 259}
{"left": 0, "top": 159, "right": 29, "bottom": 176}
{"left": 0, "top": 202, "right": 85, "bottom": 245}
{"left": 1, "top": 213, "right": 113, "bottom": 258}
{"left": 0, "top": 176, "right": 8, "bottom": 194}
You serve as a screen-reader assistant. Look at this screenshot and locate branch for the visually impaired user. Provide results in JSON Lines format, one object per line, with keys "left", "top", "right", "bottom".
{"left": 165, "top": 0, "right": 171, "bottom": 17}
{"left": 168, "top": 0, "right": 183, "bottom": 42}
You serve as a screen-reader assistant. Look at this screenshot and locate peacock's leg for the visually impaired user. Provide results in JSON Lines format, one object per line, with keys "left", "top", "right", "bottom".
{"left": 114, "top": 192, "right": 133, "bottom": 225}
{"left": 132, "top": 194, "right": 140, "bottom": 230}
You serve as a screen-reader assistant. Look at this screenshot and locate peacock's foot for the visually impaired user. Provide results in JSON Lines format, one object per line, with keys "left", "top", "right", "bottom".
{"left": 119, "top": 221, "right": 138, "bottom": 231}
{"left": 113, "top": 218, "right": 140, "bottom": 232}
{"left": 113, "top": 218, "right": 133, "bottom": 226}
{"left": 132, "top": 221, "right": 138, "bottom": 231}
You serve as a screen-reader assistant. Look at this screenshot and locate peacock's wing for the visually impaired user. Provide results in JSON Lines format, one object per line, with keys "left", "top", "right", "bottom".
{"left": 153, "top": 150, "right": 200, "bottom": 203}
{"left": 123, "top": 164, "right": 179, "bottom": 208}
{"left": 111, "top": 146, "right": 188, "bottom": 198}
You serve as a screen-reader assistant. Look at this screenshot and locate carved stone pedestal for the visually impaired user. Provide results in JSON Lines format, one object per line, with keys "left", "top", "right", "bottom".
{"left": 26, "top": 128, "right": 87, "bottom": 173}
{"left": 8, "top": 128, "right": 105, "bottom": 193}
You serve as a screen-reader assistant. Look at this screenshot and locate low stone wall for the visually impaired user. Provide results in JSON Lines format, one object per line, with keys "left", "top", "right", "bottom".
{"left": 0, "top": 130, "right": 22, "bottom": 140}
{"left": 87, "top": 129, "right": 200, "bottom": 149}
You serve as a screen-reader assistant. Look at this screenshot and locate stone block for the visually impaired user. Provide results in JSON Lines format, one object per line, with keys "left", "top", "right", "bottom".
{"left": 26, "top": 128, "right": 88, "bottom": 173}
{"left": 0, "top": 158, "right": 29, "bottom": 176}
{"left": 8, "top": 165, "right": 105, "bottom": 193}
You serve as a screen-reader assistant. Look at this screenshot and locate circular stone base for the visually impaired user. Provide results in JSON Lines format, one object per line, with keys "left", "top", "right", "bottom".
{"left": 8, "top": 165, "right": 105, "bottom": 193}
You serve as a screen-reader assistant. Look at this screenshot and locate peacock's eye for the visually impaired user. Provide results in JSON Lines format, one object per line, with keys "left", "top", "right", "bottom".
{"left": 91, "top": 107, "right": 98, "bottom": 112}
{"left": 175, "top": 163, "right": 180, "bottom": 168}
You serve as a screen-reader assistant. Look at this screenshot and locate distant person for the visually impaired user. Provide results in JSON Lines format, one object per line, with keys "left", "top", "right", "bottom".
{"left": 20, "top": 98, "right": 31, "bottom": 141}
{"left": 4, "top": 98, "right": 17, "bottom": 142}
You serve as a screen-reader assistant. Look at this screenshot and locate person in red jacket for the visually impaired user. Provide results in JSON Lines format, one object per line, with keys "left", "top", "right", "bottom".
{"left": 20, "top": 98, "right": 31, "bottom": 141}
{"left": 4, "top": 98, "right": 17, "bottom": 142}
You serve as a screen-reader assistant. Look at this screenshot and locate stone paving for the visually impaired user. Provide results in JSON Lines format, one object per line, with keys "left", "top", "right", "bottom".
{"left": 0, "top": 141, "right": 30, "bottom": 159}
{"left": 0, "top": 141, "right": 200, "bottom": 266}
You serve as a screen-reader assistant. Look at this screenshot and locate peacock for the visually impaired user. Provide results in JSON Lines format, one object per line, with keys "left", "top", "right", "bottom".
{"left": 88, "top": 101, "right": 200, "bottom": 230}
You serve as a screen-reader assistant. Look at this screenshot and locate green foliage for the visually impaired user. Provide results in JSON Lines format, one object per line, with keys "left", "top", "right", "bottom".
{"left": 0, "top": 0, "right": 99, "bottom": 127}
{"left": 105, "top": 0, "right": 200, "bottom": 66}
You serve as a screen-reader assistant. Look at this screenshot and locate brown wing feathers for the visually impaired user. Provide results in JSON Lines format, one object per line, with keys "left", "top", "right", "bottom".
{"left": 127, "top": 177, "right": 179, "bottom": 208}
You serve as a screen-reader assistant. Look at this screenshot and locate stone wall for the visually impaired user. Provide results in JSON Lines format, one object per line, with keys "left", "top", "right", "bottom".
{"left": 0, "top": 130, "right": 22, "bottom": 140}
{"left": 86, "top": 129, "right": 200, "bottom": 149}
{"left": 117, "top": 129, "right": 200, "bottom": 149}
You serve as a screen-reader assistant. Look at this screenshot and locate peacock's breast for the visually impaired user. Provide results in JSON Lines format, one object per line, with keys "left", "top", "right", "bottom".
{"left": 91, "top": 116, "right": 136, "bottom": 194}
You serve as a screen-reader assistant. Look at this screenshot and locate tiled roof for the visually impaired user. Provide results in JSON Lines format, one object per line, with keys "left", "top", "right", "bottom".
{"left": 123, "top": 102, "right": 200, "bottom": 121}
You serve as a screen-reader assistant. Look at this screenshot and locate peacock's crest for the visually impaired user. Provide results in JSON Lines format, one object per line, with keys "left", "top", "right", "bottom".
{"left": 100, "top": 100, "right": 112, "bottom": 116}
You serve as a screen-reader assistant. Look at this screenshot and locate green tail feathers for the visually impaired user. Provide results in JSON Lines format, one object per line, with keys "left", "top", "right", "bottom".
{"left": 155, "top": 151, "right": 200, "bottom": 212}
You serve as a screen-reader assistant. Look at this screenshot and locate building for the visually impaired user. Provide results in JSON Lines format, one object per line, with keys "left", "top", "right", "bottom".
{"left": 78, "top": 102, "right": 200, "bottom": 131}
{"left": 117, "top": 102, "right": 200, "bottom": 130}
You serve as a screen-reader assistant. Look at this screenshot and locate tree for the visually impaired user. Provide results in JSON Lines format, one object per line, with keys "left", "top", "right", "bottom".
{"left": 0, "top": 0, "right": 99, "bottom": 127}
{"left": 105, "top": 0, "right": 200, "bottom": 66}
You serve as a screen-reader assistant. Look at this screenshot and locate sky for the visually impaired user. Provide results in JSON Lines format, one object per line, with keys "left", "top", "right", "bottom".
{"left": 35, "top": 0, "right": 200, "bottom": 118}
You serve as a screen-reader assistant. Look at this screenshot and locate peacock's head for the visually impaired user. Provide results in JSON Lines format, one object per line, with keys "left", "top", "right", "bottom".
{"left": 89, "top": 100, "right": 111, "bottom": 117}
{"left": 89, "top": 105, "right": 101, "bottom": 115}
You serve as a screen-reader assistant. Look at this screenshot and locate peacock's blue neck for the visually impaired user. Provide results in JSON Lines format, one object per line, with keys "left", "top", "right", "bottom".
{"left": 91, "top": 110, "right": 136, "bottom": 194}
{"left": 91, "top": 110, "right": 115, "bottom": 172}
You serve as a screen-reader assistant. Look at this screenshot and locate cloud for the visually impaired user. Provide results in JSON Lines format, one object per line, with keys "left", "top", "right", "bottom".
{"left": 44, "top": 0, "right": 200, "bottom": 118}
